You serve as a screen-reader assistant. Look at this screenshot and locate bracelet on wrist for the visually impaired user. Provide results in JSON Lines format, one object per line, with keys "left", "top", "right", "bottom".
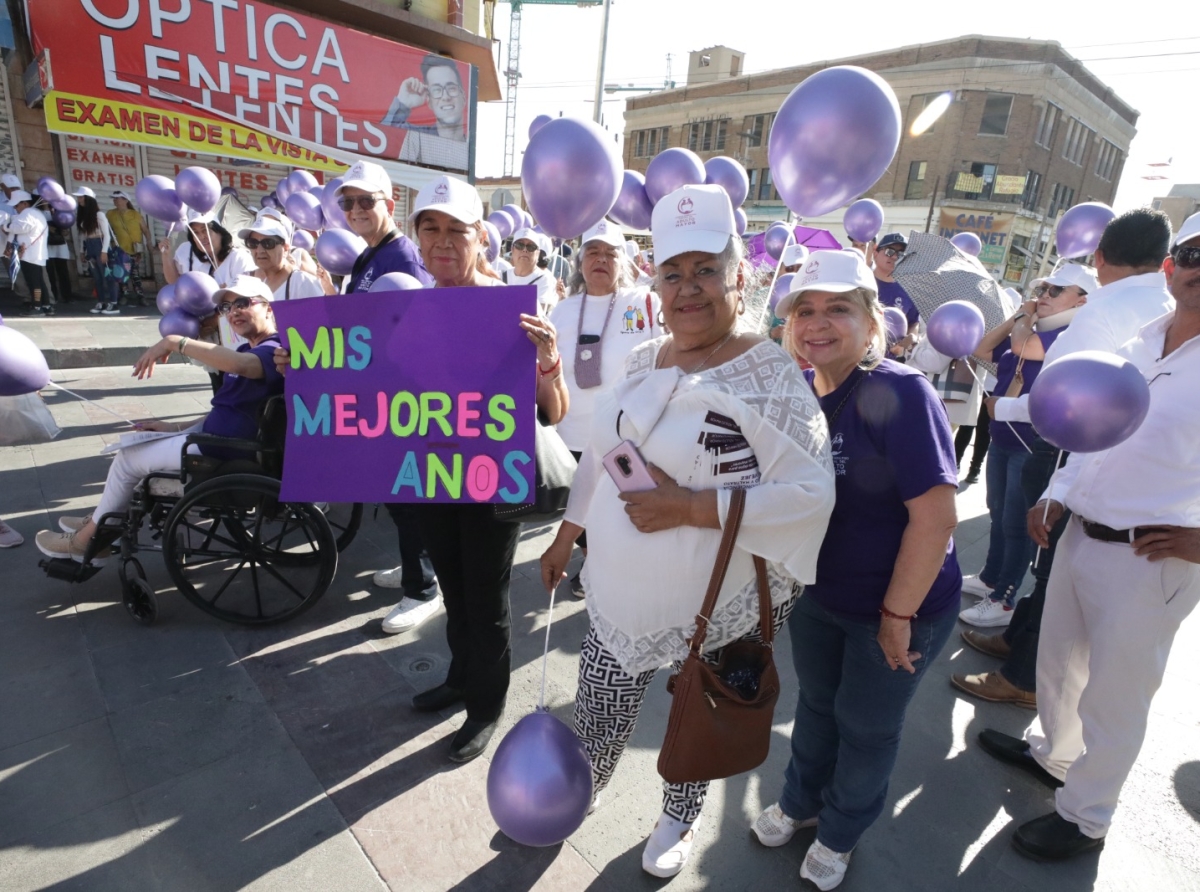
{"left": 879, "top": 605, "right": 917, "bottom": 622}
{"left": 177, "top": 337, "right": 188, "bottom": 355}
{"left": 538, "top": 355, "right": 562, "bottom": 377}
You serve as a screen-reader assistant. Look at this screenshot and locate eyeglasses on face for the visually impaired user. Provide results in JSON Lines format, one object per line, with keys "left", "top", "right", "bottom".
{"left": 511, "top": 241, "right": 538, "bottom": 253}
{"left": 245, "top": 236, "right": 284, "bottom": 250}
{"left": 337, "top": 195, "right": 385, "bottom": 212}
{"left": 427, "top": 84, "right": 461, "bottom": 99}
{"left": 880, "top": 247, "right": 904, "bottom": 259}
{"left": 217, "top": 296, "right": 268, "bottom": 315}
{"left": 1045, "top": 284, "right": 1084, "bottom": 298}
{"left": 1172, "top": 245, "right": 1200, "bottom": 269}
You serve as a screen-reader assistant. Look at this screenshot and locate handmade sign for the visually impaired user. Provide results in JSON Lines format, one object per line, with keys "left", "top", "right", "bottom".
{"left": 272, "top": 286, "right": 537, "bottom": 504}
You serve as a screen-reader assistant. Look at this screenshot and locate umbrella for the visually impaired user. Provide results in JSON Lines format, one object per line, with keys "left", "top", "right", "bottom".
{"left": 747, "top": 225, "right": 842, "bottom": 268}
{"left": 892, "top": 230, "right": 1008, "bottom": 332}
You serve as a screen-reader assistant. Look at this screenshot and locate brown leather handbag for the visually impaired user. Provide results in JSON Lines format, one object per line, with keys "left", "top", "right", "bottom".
{"left": 657, "top": 488, "right": 781, "bottom": 784}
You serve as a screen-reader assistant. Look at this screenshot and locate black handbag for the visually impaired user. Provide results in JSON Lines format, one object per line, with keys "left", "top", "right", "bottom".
{"left": 493, "top": 414, "right": 577, "bottom": 524}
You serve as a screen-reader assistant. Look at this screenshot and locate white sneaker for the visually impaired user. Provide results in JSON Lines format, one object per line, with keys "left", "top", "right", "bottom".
{"left": 372, "top": 566, "right": 405, "bottom": 588}
{"left": 58, "top": 515, "right": 90, "bottom": 533}
{"left": 0, "top": 520, "right": 24, "bottom": 548}
{"left": 752, "top": 802, "right": 817, "bottom": 847}
{"left": 381, "top": 596, "right": 442, "bottom": 634}
{"left": 89, "top": 302, "right": 104, "bottom": 314}
{"left": 100, "top": 304, "right": 120, "bottom": 315}
{"left": 642, "top": 813, "right": 701, "bottom": 878}
{"left": 961, "top": 574, "right": 995, "bottom": 598}
{"left": 958, "top": 598, "right": 1013, "bottom": 628}
{"left": 800, "top": 839, "right": 853, "bottom": 890}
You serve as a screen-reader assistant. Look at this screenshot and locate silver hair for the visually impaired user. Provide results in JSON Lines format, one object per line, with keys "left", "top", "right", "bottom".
{"left": 567, "top": 242, "right": 639, "bottom": 294}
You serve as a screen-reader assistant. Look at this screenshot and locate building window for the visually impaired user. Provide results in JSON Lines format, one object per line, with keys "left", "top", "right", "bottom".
{"left": 1034, "top": 103, "right": 1060, "bottom": 149}
{"left": 633, "top": 126, "right": 670, "bottom": 158}
{"left": 685, "top": 119, "right": 730, "bottom": 153}
{"left": 952, "top": 163, "right": 997, "bottom": 200}
{"left": 743, "top": 113, "right": 774, "bottom": 149}
{"left": 911, "top": 94, "right": 943, "bottom": 135}
{"left": 1048, "top": 183, "right": 1076, "bottom": 218}
{"left": 1023, "top": 170, "right": 1042, "bottom": 211}
{"left": 979, "top": 94, "right": 1013, "bottom": 136}
{"left": 1062, "top": 117, "right": 1093, "bottom": 166}
{"left": 905, "top": 161, "right": 927, "bottom": 200}
{"left": 1094, "top": 139, "right": 1120, "bottom": 181}
{"left": 747, "top": 168, "right": 760, "bottom": 198}
{"left": 758, "top": 168, "right": 776, "bottom": 201}
{"left": 729, "top": 56, "right": 741, "bottom": 77}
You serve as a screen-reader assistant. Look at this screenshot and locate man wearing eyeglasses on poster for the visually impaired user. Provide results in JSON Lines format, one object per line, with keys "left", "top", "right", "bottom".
{"left": 382, "top": 55, "right": 469, "bottom": 172}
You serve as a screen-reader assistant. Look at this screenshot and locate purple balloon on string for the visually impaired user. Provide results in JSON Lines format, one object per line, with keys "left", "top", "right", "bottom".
{"left": 368, "top": 272, "right": 426, "bottom": 292}
{"left": 482, "top": 221, "right": 502, "bottom": 263}
{"left": 644, "top": 148, "right": 706, "bottom": 206}
{"left": 35, "top": 176, "right": 55, "bottom": 195}
{"left": 1056, "top": 202, "right": 1116, "bottom": 259}
{"left": 155, "top": 283, "right": 177, "bottom": 315}
{"left": 136, "top": 175, "right": 185, "bottom": 224}
{"left": 704, "top": 156, "right": 750, "bottom": 208}
{"left": 522, "top": 117, "right": 622, "bottom": 239}
{"left": 529, "top": 114, "right": 553, "bottom": 138}
{"left": 926, "top": 300, "right": 985, "bottom": 358}
{"left": 291, "top": 230, "right": 315, "bottom": 251}
{"left": 38, "top": 179, "right": 65, "bottom": 203}
{"left": 843, "top": 199, "right": 885, "bottom": 243}
{"left": 764, "top": 223, "right": 792, "bottom": 260}
{"left": 158, "top": 309, "right": 201, "bottom": 339}
{"left": 769, "top": 273, "right": 797, "bottom": 314}
{"left": 1029, "top": 350, "right": 1150, "bottom": 453}
{"left": 51, "top": 209, "right": 75, "bottom": 228}
{"left": 287, "top": 170, "right": 319, "bottom": 195}
{"left": 487, "top": 711, "right": 593, "bottom": 847}
{"left": 285, "top": 191, "right": 324, "bottom": 230}
{"left": 321, "top": 177, "right": 349, "bottom": 231}
{"left": 883, "top": 306, "right": 908, "bottom": 343}
{"left": 260, "top": 194, "right": 279, "bottom": 210}
{"left": 315, "top": 229, "right": 367, "bottom": 276}
{"left": 175, "top": 167, "right": 221, "bottom": 214}
{"left": 608, "top": 170, "right": 654, "bottom": 231}
{"left": 734, "top": 207, "right": 748, "bottom": 236}
{"left": 951, "top": 232, "right": 983, "bottom": 256}
{"left": 769, "top": 66, "right": 901, "bottom": 218}
{"left": 51, "top": 194, "right": 77, "bottom": 213}
{"left": 174, "top": 271, "right": 220, "bottom": 317}
{"left": 0, "top": 326, "right": 51, "bottom": 396}
{"left": 488, "top": 210, "right": 516, "bottom": 240}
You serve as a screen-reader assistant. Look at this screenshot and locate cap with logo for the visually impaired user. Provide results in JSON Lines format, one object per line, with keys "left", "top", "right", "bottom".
{"left": 877, "top": 232, "right": 907, "bottom": 251}
{"left": 72, "top": 186, "right": 96, "bottom": 199}
{"left": 238, "top": 213, "right": 293, "bottom": 243}
{"left": 781, "top": 243, "right": 810, "bottom": 268}
{"left": 1043, "top": 263, "right": 1098, "bottom": 294}
{"left": 1172, "top": 211, "right": 1200, "bottom": 249}
{"left": 409, "top": 175, "right": 482, "bottom": 226}
{"left": 9, "top": 189, "right": 33, "bottom": 205}
{"left": 336, "top": 160, "right": 393, "bottom": 198}
{"left": 580, "top": 218, "right": 625, "bottom": 249}
{"left": 650, "top": 185, "right": 736, "bottom": 266}
{"left": 215, "top": 275, "right": 275, "bottom": 304}
{"left": 775, "top": 249, "right": 878, "bottom": 317}
{"left": 511, "top": 226, "right": 551, "bottom": 256}
{"left": 1, "top": 173, "right": 22, "bottom": 190}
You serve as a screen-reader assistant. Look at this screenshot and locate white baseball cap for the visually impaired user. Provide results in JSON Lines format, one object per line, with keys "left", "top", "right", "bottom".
{"left": 1172, "top": 211, "right": 1200, "bottom": 249}
{"left": 72, "top": 186, "right": 96, "bottom": 198}
{"left": 111, "top": 190, "right": 133, "bottom": 202}
{"left": 624, "top": 239, "right": 640, "bottom": 260}
{"left": 580, "top": 218, "right": 626, "bottom": 250}
{"left": 10, "top": 189, "right": 32, "bottom": 204}
{"left": 1044, "top": 263, "right": 1099, "bottom": 294}
{"left": 335, "top": 160, "right": 392, "bottom": 198}
{"left": 185, "top": 208, "right": 216, "bottom": 226}
{"left": 238, "top": 213, "right": 293, "bottom": 243}
{"left": 1, "top": 173, "right": 21, "bottom": 190}
{"left": 511, "top": 226, "right": 551, "bottom": 256}
{"left": 650, "top": 185, "right": 736, "bottom": 265}
{"left": 775, "top": 249, "right": 877, "bottom": 317}
{"left": 781, "top": 243, "right": 809, "bottom": 267}
{"left": 215, "top": 275, "right": 275, "bottom": 303}
{"left": 409, "top": 175, "right": 482, "bottom": 226}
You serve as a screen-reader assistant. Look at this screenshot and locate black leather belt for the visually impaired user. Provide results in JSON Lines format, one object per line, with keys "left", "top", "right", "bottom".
{"left": 1078, "top": 516, "right": 1162, "bottom": 544}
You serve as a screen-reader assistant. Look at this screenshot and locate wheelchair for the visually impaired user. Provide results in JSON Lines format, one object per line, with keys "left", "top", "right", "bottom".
{"left": 39, "top": 397, "right": 363, "bottom": 627}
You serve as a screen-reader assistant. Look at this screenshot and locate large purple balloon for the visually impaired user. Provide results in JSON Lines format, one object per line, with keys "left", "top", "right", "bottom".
{"left": 500, "top": 203, "right": 525, "bottom": 226}
{"left": 769, "top": 273, "right": 797, "bottom": 314}
{"left": 158, "top": 309, "right": 201, "bottom": 339}
{"left": 155, "top": 283, "right": 177, "bottom": 315}
{"left": 308, "top": 184, "right": 324, "bottom": 205}
{"left": 487, "top": 711, "right": 593, "bottom": 847}
{"left": 291, "top": 230, "right": 315, "bottom": 251}
{"left": 0, "top": 326, "right": 50, "bottom": 396}
{"left": 644, "top": 148, "right": 706, "bottom": 206}
{"left": 488, "top": 210, "right": 516, "bottom": 240}
{"left": 175, "top": 167, "right": 221, "bottom": 214}
{"left": 926, "top": 300, "right": 985, "bottom": 359}
{"left": 260, "top": 194, "right": 279, "bottom": 210}
{"left": 136, "top": 175, "right": 185, "bottom": 224}
{"left": 608, "top": 170, "right": 654, "bottom": 231}
{"left": 1056, "top": 202, "right": 1116, "bottom": 259}
{"left": 769, "top": 66, "right": 901, "bottom": 218}
{"left": 843, "top": 199, "right": 885, "bottom": 244}
{"left": 321, "top": 177, "right": 349, "bottom": 231}
{"left": 284, "top": 191, "right": 325, "bottom": 230}
{"left": 704, "top": 156, "right": 750, "bottom": 208}
{"left": 315, "top": 229, "right": 367, "bottom": 276}
{"left": 38, "top": 179, "right": 65, "bottom": 203}
{"left": 174, "top": 271, "right": 219, "bottom": 317}
{"left": 522, "top": 117, "right": 622, "bottom": 239}
{"left": 1029, "top": 351, "right": 1150, "bottom": 453}
{"left": 275, "top": 176, "right": 294, "bottom": 204}
{"left": 883, "top": 306, "right": 908, "bottom": 343}
{"left": 763, "top": 223, "right": 792, "bottom": 261}
{"left": 368, "top": 272, "right": 425, "bottom": 292}
{"left": 734, "top": 207, "right": 748, "bottom": 236}
{"left": 529, "top": 114, "right": 553, "bottom": 138}
{"left": 482, "top": 221, "right": 502, "bottom": 263}
{"left": 287, "top": 170, "right": 319, "bottom": 195}
{"left": 52, "top": 209, "right": 75, "bottom": 228}
{"left": 951, "top": 232, "right": 983, "bottom": 257}
{"left": 51, "top": 194, "right": 77, "bottom": 213}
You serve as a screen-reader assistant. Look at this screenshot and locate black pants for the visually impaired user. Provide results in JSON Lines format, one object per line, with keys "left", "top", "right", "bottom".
{"left": 20, "top": 262, "right": 46, "bottom": 298}
{"left": 954, "top": 399, "right": 991, "bottom": 469}
{"left": 415, "top": 503, "right": 521, "bottom": 722}
{"left": 382, "top": 503, "right": 437, "bottom": 600}
{"left": 47, "top": 258, "right": 72, "bottom": 302}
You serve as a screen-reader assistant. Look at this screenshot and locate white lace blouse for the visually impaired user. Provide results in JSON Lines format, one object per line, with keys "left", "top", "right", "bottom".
{"left": 565, "top": 337, "right": 836, "bottom": 675}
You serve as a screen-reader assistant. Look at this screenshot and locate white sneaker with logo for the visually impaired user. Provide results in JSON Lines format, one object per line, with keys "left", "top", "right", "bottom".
{"left": 959, "top": 597, "right": 1013, "bottom": 628}
{"left": 381, "top": 596, "right": 442, "bottom": 635}
{"left": 752, "top": 802, "right": 818, "bottom": 847}
{"left": 800, "top": 840, "right": 853, "bottom": 890}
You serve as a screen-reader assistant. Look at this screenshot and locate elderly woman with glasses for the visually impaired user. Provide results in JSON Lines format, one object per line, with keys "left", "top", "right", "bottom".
{"left": 240, "top": 213, "right": 334, "bottom": 301}
{"left": 503, "top": 226, "right": 558, "bottom": 314}
{"left": 541, "top": 186, "right": 835, "bottom": 879}
{"left": 35, "top": 277, "right": 284, "bottom": 565}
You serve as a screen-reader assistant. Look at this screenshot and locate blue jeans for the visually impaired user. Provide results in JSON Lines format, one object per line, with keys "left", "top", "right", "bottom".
{"left": 980, "top": 440, "right": 1035, "bottom": 606}
{"left": 779, "top": 595, "right": 956, "bottom": 854}
{"left": 82, "top": 237, "right": 119, "bottom": 305}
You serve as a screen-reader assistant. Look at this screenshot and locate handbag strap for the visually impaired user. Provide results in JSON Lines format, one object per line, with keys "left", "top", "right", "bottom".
{"left": 689, "top": 488, "right": 768, "bottom": 655}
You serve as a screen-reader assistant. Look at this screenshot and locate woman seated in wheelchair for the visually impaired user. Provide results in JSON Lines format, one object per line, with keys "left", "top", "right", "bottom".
{"left": 35, "top": 276, "right": 284, "bottom": 565}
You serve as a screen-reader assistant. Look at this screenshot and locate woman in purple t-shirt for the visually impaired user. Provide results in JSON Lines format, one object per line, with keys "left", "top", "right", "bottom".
{"left": 752, "top": 250, "right": 961, "bottom": 889}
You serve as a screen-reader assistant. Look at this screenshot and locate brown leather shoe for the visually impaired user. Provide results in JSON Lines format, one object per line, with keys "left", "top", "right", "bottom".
{"left": 951, "top": 671, "right": 1037, "bottom": 709}
{"left": 961, "top": 628, "right": 1011, "bottom": 659}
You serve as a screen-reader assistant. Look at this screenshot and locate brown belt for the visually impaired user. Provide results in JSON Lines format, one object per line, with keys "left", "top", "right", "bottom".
{"left": 1078, "top": 516, "right": 1163, "bottom": 545}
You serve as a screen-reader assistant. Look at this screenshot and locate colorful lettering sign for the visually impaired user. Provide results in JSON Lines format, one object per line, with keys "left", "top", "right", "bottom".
{"left": 938, "top": 208, "right": 1015, "bottom": 265}
{"left": 272, "top": 287, "right": 537, "bottom": 504}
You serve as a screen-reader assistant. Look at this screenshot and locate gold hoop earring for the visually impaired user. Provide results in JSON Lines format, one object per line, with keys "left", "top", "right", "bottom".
{"left": 657, "top": 310, "right": 665, "bottom": 327}
{"left": 737, "top": 296, "right": 746, "bottom": 316}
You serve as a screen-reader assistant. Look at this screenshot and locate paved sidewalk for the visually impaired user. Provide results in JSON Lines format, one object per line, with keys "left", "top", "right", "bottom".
{"left": 4, "top": 307, "right": 166, "bottom": 371}
{"left": 1, "top": 359, "right": 1199, "bottom": 891}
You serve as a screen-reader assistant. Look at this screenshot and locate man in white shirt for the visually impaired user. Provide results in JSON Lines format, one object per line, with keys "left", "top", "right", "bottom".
{"left": 976, "top": 212, "right": 1200, "bottom": 862}
{"left": 5, "top": 190, "right": 51, "bottom": 316}
{"left": 502, "top": 227, "right": 558, "bottom": 314}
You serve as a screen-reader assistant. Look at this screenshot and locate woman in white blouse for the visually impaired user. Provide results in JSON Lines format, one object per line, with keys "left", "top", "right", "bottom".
{"left": 540, "top": 185, "right": 836, "bottom": 879}
{"left": 239, "top": 213, "right": 333, "bottom": 301}
{"left": 73, "top": 187, "right": 120, "bottom": 315}
{"left": 156, "top": 210, "right": 255, "bottom": 287}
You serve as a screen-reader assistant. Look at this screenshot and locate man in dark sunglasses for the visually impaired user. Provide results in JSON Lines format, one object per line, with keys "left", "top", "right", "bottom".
{"left": 334, "top": 160, "right": 430, "bottom": 295}
{"left": 873, "top": 232, "right": 919, "bottom": 352}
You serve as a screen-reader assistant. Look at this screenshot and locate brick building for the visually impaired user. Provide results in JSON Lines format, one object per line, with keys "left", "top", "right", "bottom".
{"left": 621, "top": 36, "right": 1137, "bottom": 286}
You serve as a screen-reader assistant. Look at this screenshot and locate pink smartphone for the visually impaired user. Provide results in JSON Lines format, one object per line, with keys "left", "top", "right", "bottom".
{"left": 602, "top": 440, "right": 657, "bottom": 492}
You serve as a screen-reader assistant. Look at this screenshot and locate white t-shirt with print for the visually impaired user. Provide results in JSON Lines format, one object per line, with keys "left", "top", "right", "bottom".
{"left": 504, "top": 268, "right": 558, "bottom": 316}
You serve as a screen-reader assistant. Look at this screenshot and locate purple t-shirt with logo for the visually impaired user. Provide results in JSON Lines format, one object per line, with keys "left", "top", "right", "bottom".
{"left": 201, "top": 337, "right": 284, "bottom": 458}
{"left": 876, "top": 278, "right": 919, "bottom": 328}
{"left": 803, "top": 360, "right": 961, "bottom": 618}
{"left": 345, "top": 232, "right": 432, "bottom": 293}
{"left": 988, "top": 327, "right": 1065, "bottom": 451}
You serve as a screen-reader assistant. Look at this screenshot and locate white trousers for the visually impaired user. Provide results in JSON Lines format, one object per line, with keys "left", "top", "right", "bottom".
{"left": 1025, "top": 518, "right": 1200, "bottom": 838}
{"left": 93, "top": 434, "right": 197, "bottom": 521}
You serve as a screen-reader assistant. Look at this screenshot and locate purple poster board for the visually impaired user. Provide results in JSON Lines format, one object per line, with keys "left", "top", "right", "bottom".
{"left": 272, "top": 285, "right": 537, "bottom": 503}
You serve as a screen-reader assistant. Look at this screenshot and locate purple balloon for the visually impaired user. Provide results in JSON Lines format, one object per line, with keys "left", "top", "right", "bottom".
{"left": 52, "top": 209, "right": 75, "bottom": 228}
{"left": 37, "top": 179, "right": 65, "bottom": 203}
{"left": 951, "top": 232, "right": 983, "bottom": 257}
{"left": 175, "top": 166, "right": 222, "bottom": 214}
{"left": 488, "top": 210, "right": 516, "bottom": 240}
{"left": 764, "top": 223, "right": 792, "bottom": 261}
{"left": 51, "top": 194, "right": 77, "bottom": 213}
{"left": 644, "top": 147, "right": 706, "bottom": 206}
{"left": 158, "top": 309, "right": 201, "bottom": 339}
{"left": 521, "top": 210, "right": 535, "bottom": 230}
{"left": 315, "top": 229, "right": 367, "bottom": 276}
{"left": 0, "top": 326, "right": 50, "bottom": 396}
{"left": 321, "top": 177, "right": 349, "bottom": 231}
{"left": 291, "top": 230, "right": 315, "bottom": 251}
{"left": 883, "top": 306, "right": 908, "bottom": 343}
{"left": 368, "top": 272, "right": 426, "bottom": 292}
{"left": 501, "top": 203, "right": 524, "bottom": 225}
{"left": 220, "top": 186, "right": 239, "bottom": 197}
{"left": 608, "top": 170, "right": 654, "bottom": 231}
{"left": 926, "top": 300, "right": 985, "bottom": 359}
{"left": 1029, "top": 350, "right": 1150, "bottom": 453}
{"left": 769, "top": 273, "right": 797, "bottom": 314}
{"left": 136, "top": 175, "right": 185, "bottom": 224}
{"left": 482, "top": 221, "right": 502, "bottom": 264}
{"left": 308, "top": 184, "right": 324, "bottom": 205}
{"left": 1056, "top": 202, "right": 1116, "bottom": 259}
{"left": 704, "top": 156, "right": 750, "bottom": 208}
{"left": 276, "top": 176, "right": 295, "bottom": 204}
{"left": 843, "top": 199, "right": 885, "bottom": 243}
{"left": 35, "top": 176, "right": 55, "bottom": 195}
{"left": 260, "top": 194, "right": 279, "bottom": 210}
{"left": 769, "top": 66, "right": 901, "bottom": 218}
{"left": 487, "top": 711, "right": 593, "bottom": 847}
{"left": 529, "top": 114, "right": 553, "bottom": 138}
{"left": 521, "top": 117, "right": 622, "bottom": 239}
{"left": 155, "top": 283, "right": 178, "bottom": 315}
{"left": 285, "top": 191, "right": 325, "bottom": 230}
{"left": 734, "top": 207, "right": 748, "bottom": 236}
{"left": 174, "top": 271, "right": 220, "bottom": 317}
{"left": 287, "top": 170, "right": 319, "bottom": 195}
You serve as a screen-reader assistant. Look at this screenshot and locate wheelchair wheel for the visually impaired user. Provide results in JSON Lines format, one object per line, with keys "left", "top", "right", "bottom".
{"left": 321, "top": 503, "right": 363, "bottom": 553}
{"left": 162, "top": 473, "right": 337, "bottom": 626}
{"left": 119, "top": 558, "right": 158, "bottom": 625}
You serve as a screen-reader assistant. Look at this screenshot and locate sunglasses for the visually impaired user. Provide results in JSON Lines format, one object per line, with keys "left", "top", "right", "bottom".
{"left": 1172, "top": 245, "right": 1200, "bottom": 269}
{"left": 245, "top": 236, "right": 284, "bottom": 250}
{"left": 337, "top": 195, "right": 385, "bottom": 212}
{"left": 880, "top": 247, "right": 905, "bottom": 259}
{"left": 216, "top": 296, "right": 268, "bottom": 315}
{"left": 511, "top": 241, "right": 538, "bottom": 253}
{"left": 1044, "top": 284, "right": 1084, "bottom": 298}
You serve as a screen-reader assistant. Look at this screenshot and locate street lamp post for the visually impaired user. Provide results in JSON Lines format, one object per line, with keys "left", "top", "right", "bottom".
{"left": 592, "top": 0, "right": 612, "bottom": 124}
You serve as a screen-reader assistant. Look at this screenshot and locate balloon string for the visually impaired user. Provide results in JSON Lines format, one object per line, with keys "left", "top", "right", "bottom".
{"left": 46, "top": 382, "right": 136, "bottom": 426}
{"left": 962, "top": 362, "right": 1032, "bottom": 454}
{"left": 1032, "top": 449, "right": 1064, "bottom": 570}
{"left": 538, "top": 582, "right": 557, "bottom": 713}
{"left": 755, "top": 228, "right": 796, "bottom": 334}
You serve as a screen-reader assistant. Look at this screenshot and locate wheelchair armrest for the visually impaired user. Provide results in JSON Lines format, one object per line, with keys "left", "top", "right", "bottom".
{"left": 182, "top": 433, "right": 277, "bottom": 458}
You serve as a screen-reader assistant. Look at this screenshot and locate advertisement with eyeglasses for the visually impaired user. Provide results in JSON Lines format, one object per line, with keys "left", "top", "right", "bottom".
{"left": 27, "top": 0, "right": 477, "bottom": 175}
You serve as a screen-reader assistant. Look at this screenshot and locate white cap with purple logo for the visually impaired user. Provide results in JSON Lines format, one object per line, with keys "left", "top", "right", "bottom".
{"left": 409, "top": 175, "right": 482, "bottom": 226}
{"left": 775, "top": 249, "right": 877, "bottom": 317}
{"left": 650, "top": 184, "right": 736, "bottom": 265}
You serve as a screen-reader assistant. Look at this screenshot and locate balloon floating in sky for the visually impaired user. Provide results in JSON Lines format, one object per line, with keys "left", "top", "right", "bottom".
{"left": 488, "top": 209, "right": 516, "bottom": 240}
{"left": 951, "top": 232, "right": 983, "bottom": 257}
{"left": 287, "top": 169, "right": 319, "bottom": 195}
{"left": 0, "top": 326, "right": 51, "bottom": 396}
{"left": 843, "top": 199, "right": 885, "bottom": 244}
{"left": 608, "top": 170, "right": 654, "bottom": 232}
{"left": 291, "top": 230, "right": 315, "bottom": 251}
{"left": 136, "top": 176, "right": 185, "bottom": 224}
{"left": 173, "top": 271, "right": 220, "bottom": 317}
{"left": 644, "top": 148, "right": 707, "bottom": 206}
{"left": 285, "top": 191, "right": 324, "bottom": 231}
{"left": 763, "top": 223, "right": 792, "bottom": 261}
{"left": 1028, "top": 350, "right": 1150, "bottom": 453}
{"left": 482, "top": 220, "right": 502, "bottom": 264}
{"left": 1056, "top": 202, "right": 1115, "bottom": 259}
{"left": 733, "top": 207, "right": 747, "bottom": 237}
{"left": 155, "top": 283, "right": 177, "bottom": 316}
{"left": 522, "top": 117, "right": 622, "bottom": 239}
{"left": 175, "top": 166, "right": 222, "bottom": 214}
{"left": 529, "top": 114, "right": 553, "bottom": 138}
{"left": 926, "top": 300, "right": 985, "bottom": 359}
